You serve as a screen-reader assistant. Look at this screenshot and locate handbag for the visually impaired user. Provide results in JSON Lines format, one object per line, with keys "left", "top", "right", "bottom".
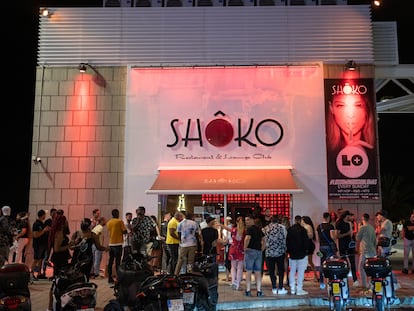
{"left": 377, "top": 236, "right": 391, "bottom": 247}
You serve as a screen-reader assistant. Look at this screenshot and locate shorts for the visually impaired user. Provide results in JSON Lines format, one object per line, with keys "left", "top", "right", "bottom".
{"left": 33, "top": 244, "right": 48, "bottom": 260}
{"left": 244, "top": 248, "right": 262, "bottom": 272}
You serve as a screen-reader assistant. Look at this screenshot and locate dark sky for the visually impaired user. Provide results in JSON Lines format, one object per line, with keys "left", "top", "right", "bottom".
{"left": 2, "top": 1, "right": 413, "bottom": 213}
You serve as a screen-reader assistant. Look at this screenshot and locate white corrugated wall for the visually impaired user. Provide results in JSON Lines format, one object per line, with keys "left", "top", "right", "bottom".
{"left": 38, "top": 5, "right": 386, "bottom": 67}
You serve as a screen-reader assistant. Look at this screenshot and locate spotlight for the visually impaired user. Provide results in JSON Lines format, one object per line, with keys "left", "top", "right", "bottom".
{"left": 344, "top": 60, "right": 357, "bottom": 71}
{"left": 40, "top": 8, "right": 51, "bottom": 17}
{"left": 373, "top": 0, "right": 381, "bottom": 7}
{"left": 79, "top": 63, "right": 88, "bottom": 73}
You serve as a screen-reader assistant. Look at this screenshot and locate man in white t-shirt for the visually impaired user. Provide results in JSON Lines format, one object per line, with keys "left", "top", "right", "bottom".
{"left": 174, "top": 211, "right": 202, "bottom": 275}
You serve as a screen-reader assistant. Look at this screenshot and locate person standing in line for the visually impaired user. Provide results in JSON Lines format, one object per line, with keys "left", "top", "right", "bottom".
{"left": 317, "top": 212, "right": 338, "bottom": 290}
{"left": 31, "top": 209, "right": 50, "bottom": 280}
{"left": 355, "top": 213, "right": 377, "bottom": 290}
{"left": 375, "top": 209, "right": 400, "bottom": 290}
{"left": 106, "top": 208, "right": 127, "bottom": 284}
{"left": 286, "top": 215, "right": 309, "bottom": 296}
{"left": 12, "top": 211, "right": 31, "bottom": 264}
{"left": 401, "top": 212, "right": 414, "bottom": 274}
{"left": 243, "top": 214, "right": 265, "bottom": 297}
{"left": 263, "top": 215, "right": 288, "bottom": 295}
{"left": 166, "top": 211, "right": 184, "bottom": 274}
{"left": 224, "top": 215, "right": 246, "bottom": 291}
{"left": 148, "top": 215, "right": 162, "bottom": 271}
{"left": 221, "top": 216, "right": 233, "bottom": 282}
{"left": 91, "top": 216, "right": 107, "bottom": 279}
{"left": 131, "top": 206, "right": 159, "bottom": 257}
{"left": 301, "top": 215, "right": 318, "bottom": 282}
{"left": 201, "top": 216, "right": 219, "bottom": 259}
{"left": 43, "top": 208, "right": 56, "bottom": 274}
{"left": 160, "top": 212, "right": 172, "bottom": 273}
{"left": 336, "top": 210, "right": 358, "bottom": 287}
{"left": 122, "top": 212, "right": 133, "bottom": 262}
{"left": 70, "top": 218, "right": 108, "bottom": 282}
{"left": 90, "top": 208, "right": 101, "bottom": 229}
{"left": 174, "top": 211, "right": 201, "bottom": 275}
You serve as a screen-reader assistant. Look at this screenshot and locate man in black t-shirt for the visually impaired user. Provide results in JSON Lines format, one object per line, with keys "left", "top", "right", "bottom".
{"left": 31, "top": 210, "right": 50, "bottom": 279}
{"left": 244, "top": 214, "right": 265, "bottom": 297}
{"left": 336, "top": 210, "right": 358, "bottom": 286}
{"left": 201, "top": 216, "right": 218, "bottom": 258}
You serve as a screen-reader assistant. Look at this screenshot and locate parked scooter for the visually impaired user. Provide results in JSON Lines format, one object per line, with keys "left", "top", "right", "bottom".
{"left": 113, "top": 251, "right": 153, "bottom": 308}
{"left": 321, "top": 256, "right": 350, "bottom": 311}
{"left": 51, "top": 257, "right": 97, "bottom": 311}
{"left": 364, "top": 251, "right": 398, "bottom": 311}
{"left": 0, "top": 263, "right": 31, "bottom": 311}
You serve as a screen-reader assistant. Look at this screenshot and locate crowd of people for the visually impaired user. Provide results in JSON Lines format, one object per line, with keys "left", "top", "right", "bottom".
{"left": 1, "top": 204, "right": 414, "bottom": 302}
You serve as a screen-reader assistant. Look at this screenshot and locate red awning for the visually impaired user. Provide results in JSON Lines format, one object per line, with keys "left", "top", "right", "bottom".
{"left": 146, "top": 168, "right": 303, "bottom": 194}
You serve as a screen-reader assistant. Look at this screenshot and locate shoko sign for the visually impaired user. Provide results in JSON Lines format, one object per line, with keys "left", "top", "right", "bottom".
{"left": 126, "top": 65, "right": 325, "bottom": 167}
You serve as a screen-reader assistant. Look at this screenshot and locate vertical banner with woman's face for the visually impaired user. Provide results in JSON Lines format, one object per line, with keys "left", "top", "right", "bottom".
{"left": 324, "top": 78, "right": 379, "bottom": 199}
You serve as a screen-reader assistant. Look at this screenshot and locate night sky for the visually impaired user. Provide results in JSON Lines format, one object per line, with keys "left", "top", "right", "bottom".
{"left": 2, "top": 1, "right": 413, "bottom": 214}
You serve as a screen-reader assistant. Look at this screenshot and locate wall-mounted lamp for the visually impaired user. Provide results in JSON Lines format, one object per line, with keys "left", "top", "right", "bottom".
{"left": 40, "top": 8, "right": 51, "bottom": 17}
{"left": 79, "top": 63, "right": 88, "bottom": 73}
{"left": 78, "top": 63, "right": 107, "bottom": 88}
{"left": 344, "top": 60, "right": 357, "bottom": 71}
{"left": 373, "top": 0, "right": 381, "bottom": 7}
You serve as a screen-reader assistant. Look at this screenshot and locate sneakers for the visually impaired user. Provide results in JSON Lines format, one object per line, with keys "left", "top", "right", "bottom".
{"left": 320, "top": 283, "right": 326, "bottom": 290}
{"left": 245, "top": 291, "right": 251, "bottom": 297}
{"left": 290, "top": 289, "right": 296, "bottom": 295}
{"left": 402, "top": 268, "right": 408, "bottom": 274}
{"left": 272, "top": 288, "right": 278, "bottom": 295}
{"left": 394, "top": 283, "right": 401, "bottom": 290}
{"left": 278, "top": 288, "right": 288, "bottom": 295}
{"left": 256, "top": 291, "right": 264, "bottom": 297}
{"left": 296, "top": 289, "right": 309, "bottom": 296}
{"left": 352, "top": 280, "right": 360, "bottom": 287}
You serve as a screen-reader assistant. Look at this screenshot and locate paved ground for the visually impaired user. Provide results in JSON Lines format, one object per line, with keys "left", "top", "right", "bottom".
{"left": 28, "top": 239, "right": 414, "bottom": 310}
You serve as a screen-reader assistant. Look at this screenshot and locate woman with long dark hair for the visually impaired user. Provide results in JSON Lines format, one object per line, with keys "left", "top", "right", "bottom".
{"left": 301, "top": 215, "right": 318, "bottom": 282}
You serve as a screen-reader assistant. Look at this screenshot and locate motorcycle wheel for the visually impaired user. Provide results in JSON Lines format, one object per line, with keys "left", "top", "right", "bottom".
{"left": 374, "top": 296, "right": 385, "bottom": 311}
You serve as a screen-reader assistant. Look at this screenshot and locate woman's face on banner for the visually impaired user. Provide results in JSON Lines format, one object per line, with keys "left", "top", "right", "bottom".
{"left": 330, "top": 93, "right": 367, "bottom": 140}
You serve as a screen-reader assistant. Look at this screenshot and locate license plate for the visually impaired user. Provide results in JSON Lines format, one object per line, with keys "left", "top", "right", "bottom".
{"left": 167, "top": 298, "right": 184, "bottom": 311}
{"left": 332, "top": 282, "right": 340, "bottom": 295}
{"left": 183, "top": 291, "right": 195, "bottom": 304}
{"left": 374, "top": 281, "right": 382, "bottom": 292}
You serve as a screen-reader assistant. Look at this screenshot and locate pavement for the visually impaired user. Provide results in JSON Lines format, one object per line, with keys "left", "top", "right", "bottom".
{"left": 28, "top": 240, "right": 414, "bottom": 310}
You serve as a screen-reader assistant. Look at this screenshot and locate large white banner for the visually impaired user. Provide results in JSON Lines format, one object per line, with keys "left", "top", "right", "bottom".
{"left": 127, "top": 66, "right": 323, "bottom": 168}
{"left": 124, "top": 65, "right": 327, "bottom": 218}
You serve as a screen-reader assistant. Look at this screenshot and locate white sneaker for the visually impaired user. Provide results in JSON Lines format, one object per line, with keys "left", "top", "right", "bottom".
{"left": 394, "top": 283, "right": 401, "bottom": 290}
{"left": 296, "top": 289, "right": 308, "bottom": 296}
{"left": 278, "top": 288, "right": 288, "bottom": 295}
{"left": 352, "top": 280, "right": 360, "bottom": 287}
{"left": 290, "top": 289, "right": 296, "bottom": 295}
{"left": 272, "top": 288, "right": 278, "bottom": 295}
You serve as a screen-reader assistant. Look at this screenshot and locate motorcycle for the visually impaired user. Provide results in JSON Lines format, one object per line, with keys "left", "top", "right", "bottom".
{"left": 364, "top": 251, "right": 398, "bottom": 311}
{"left": 113, "top": 251, "right": 154, "bottom": 308}
{"left": 321, "top": 256, "right": 350, "bottom": 311}
{"left": 0, "top": 263, "right": 31, "bottom": 311}
{"left": 51, "top": 258, "right": 97, "bottom": 311}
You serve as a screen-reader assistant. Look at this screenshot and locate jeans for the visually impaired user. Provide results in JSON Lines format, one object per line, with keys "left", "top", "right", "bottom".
{"left": 266, "top": 255, "right": 285, "bottom": 289}
{"left": 167, "top": 243, "right": 179, "bottom": 275}
{"left": 92, "top": 244, "right": 103, "bottom": 276}
{"left": 403, "top": 237, "right": 414, "bottom": 270}
{"left": 108, "top": 245, "right": 122, "bottom": 280}
{"left": 289, "top": 256, "right": 307, "bottom": 292}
